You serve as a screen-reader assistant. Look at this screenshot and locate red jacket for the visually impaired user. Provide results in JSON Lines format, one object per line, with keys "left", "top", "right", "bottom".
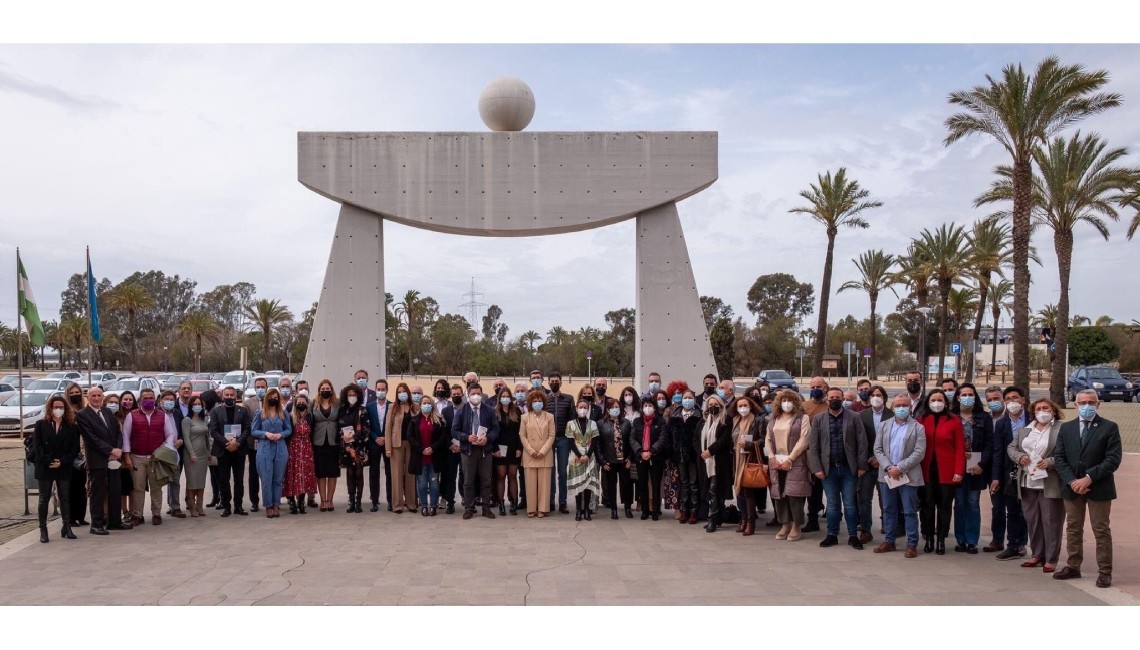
{"left": 919, "top": 413, "right": 966, "bottom": 484}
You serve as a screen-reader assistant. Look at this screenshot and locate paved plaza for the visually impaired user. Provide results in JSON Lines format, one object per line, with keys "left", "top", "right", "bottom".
{"left": 2, "top": 401, "right": 1138, "bottom": 606}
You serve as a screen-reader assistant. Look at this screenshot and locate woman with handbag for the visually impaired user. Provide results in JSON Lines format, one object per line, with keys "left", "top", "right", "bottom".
{"left": 32, "top": 395, "right": 81, "bottom": 543}
{"left": 1007, "top": 398, "right": 1065, "bottom": 573}
{"left": 764, "top": 389, "right": 811, "bottom": 541}
{"left": 730, "top": 395, "right": 767, "bottom": 536}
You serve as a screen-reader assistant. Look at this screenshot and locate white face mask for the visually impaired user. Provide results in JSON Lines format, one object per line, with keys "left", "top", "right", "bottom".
{"left": 642, "top": 406, "right": 655, "bottom": 416}
{"left": 1006, "top": 402, "right": 1023, "bottom": 416}
{"left": 468, "top": 394, "right": 482, "bottom": 406}
{"left": 870, "top": 396, "right": 885, "bottom": 409}
{"left": 781, "top": 401, "right": 794, "bottom": 413}
{"left": 577, "top": 407, "right": 589, "bottom": 418}
{"left": 347, "top": 396, "right": 358, "bottom": 406}
{"left": 624, "top": 395, "right": 634, "bottom": 405}
{"left": 52, "top": 408, "right": 65, "bottom": 419}
{"left": 737, "top": 406, "right": 750, "bottom": 416}
{"left": 929, "top": 401, "right": 945, "bottom": 413}
{"left": 1035, "top": 411, "right": 1053, "bottom": 424}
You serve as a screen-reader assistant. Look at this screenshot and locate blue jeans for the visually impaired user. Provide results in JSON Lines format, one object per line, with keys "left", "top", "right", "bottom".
{"left": 822, "top": 465, "right": 859, "bottom": 537}
{"left": 882, "top": 483, "right": 919, "bottom": 548}
{"left": 417, "top": 465, "right": 440, "bottom": 508}
{"left": 953, "top": 486, "right": 981, "bottom": 545}
{"left": 549, "top": 437, "right": 571, "bottom": 507}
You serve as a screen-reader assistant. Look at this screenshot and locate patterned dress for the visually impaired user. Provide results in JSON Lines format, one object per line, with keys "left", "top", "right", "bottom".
{"left": 565, "top": 418, "right": 600, "bottom": 510}
{"left": 284, "top": 415, "right": 317, "bottom": 497}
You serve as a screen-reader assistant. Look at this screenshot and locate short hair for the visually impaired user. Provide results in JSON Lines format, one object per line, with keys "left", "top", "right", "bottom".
{"left": 254, "top": 377, "right": 268, "bottom": 387}
{"left": 857, "top": 378, "right": 872, "bottom": 388}
{"left": 549, "top": 371, "right": 562, "bottom": 379}
{"left": 375, "top": 378, "right": 388, "bottom": 390}
{"left": 526, "top": 389, "right": 547, "bottom": 405}
{"left": 178, "top": 380, "right": 192, "bottom": 390}
{"left": 450, "top": 383, "right": 464, "bottom": 393}
{"left": 648, "top": 371, "right": 661, "bottom": 379}
{"left": 1002, "top": 386, "right": 1025, "bottom": 399}
{"left": 827, "top": 387, "right": 844, "bottom": 398}
{"left": 1029, "top": 397, "right": 1063, "bottom": 419}
{"left": 467, "top": 382, "right": 483, "bottom": 393}
{"left": 221, "top": 386, "right": 236, "bottom": 396}
{"left": 869, "top": 385, "right": 889, "bottom": 400}
{"left": 160, "top": 390, "right": 176, "bottom": 399}
{"left": 1075, "top": 388, "right": 1099, "bottom": 403}
{"left": 941, "top": 378, "right": 959, "bottom": 389}
{"left": 529, "top": 369, "right": 542, "bottom": 376}
{"left": 354, "top": 369, "right": 369, "bottom": 378}
{"left": 703, "top": 373, "right": 718, "bottom": 382}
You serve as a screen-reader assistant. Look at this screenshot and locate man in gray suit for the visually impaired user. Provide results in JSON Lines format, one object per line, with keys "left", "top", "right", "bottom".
{"left": 872, "top": 394, "right": 927, "bottom": 558}
{"left": 808, "top": 387, "right": 868, "bottom": 550}
{"left": 1053, "top": 389, "right": 1122, "bottom": 588}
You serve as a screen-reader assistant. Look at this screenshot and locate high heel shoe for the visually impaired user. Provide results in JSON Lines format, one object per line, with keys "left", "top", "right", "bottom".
{"left": 935, "top": 538, "right": 946, "bottom": 555}
{"left": 923, "top": 537, "right": 935, "bottom": 554}
{"left": 39, "top": 527, "right": 49, "bottom": 544}
{"left": 61, "top": 525, "right": 77, "bottom": 540}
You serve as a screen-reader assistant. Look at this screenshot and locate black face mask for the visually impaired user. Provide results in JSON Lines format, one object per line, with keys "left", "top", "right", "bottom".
{"left": 595, "top": 387, "right": 606, "bottom": 396}
{"left": 320, "top": 390, "right": 333, "bottom": 399}
{"left": 69, "top": 394, "right": 82, "bottom": 406}
{"left": 435, "top": 390, "right": 447, "bottom": 399}
{"left": 296, "top": 403, "right": 308, "bottom": 412}
{"left": 582, "top": 395, "right": 593, "bottom": 403}
{"left": 828, "top": 398, "right": 844, "bottom": 411}
{"left": 708, "top": 406, "right": 721, "bottom": 416}
{"left": 451, "top": 395, "right": 463, "bottom": 406}
{"left": 268, "top": 398, "right": 280, "bottom": 407}
{"left": 224, "top": 398, "right": 236, "bottom": 407}
{"left": 549, "top": 382, "right": 561, "bottom": 392}
{"left": 906, "top": 381, "right": 921, "bottom": 394}
{"left": 704, "top": 386, "right": 715, "bottom": 395}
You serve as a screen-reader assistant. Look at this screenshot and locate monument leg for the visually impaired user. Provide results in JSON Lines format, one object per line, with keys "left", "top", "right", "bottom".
{"left": 301, "top": 203, "right": 385, "bottom": 384}
{"left": 634, "top": 202, "right": 717, "bottom": 388}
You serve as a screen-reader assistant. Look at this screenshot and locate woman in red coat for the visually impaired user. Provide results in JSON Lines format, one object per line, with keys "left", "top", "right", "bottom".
{"left": 918, "top": 390, "right": 965, "bottom": 555}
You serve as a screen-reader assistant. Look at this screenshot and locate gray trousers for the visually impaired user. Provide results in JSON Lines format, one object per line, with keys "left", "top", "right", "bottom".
{"left": 1022, "top": 489, "right": 1065, "bottom": 564}
{"left": 774, "top": 496, "right": 805, "bottom": 526}
{"left": 461, "top": 445, "right": 493, "bottom": 509}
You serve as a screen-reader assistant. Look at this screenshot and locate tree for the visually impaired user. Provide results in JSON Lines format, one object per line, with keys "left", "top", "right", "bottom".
{"left": 179, "top": 311, "right": 222, "bottom": 373}
{"left": 105, "top": 282, "right": 155, "bottom": 372}
{"left": 241, "top": 299, "right": 293, "bottom": 372}
{"left": 788, "top": 168, "right": 883, "bottom": 374}
{"left": 1033, "top": 303, "right": 1058, "bottom": 329}
{"left": 700, "top": 295, "right": 734, "bottom": 329}
{"left": 59, "top": 315, "right": 86, "bottom": 369}
{"left": 603, "top": 308, "right": 636, "bottom": 376}
{"left": 118, "top": 270, "right": 197, "bottom": 334}
{"left": 709, "top": 317, "right": 734, "bottom": 379}
{"left": 963, "top": 218, "right": 1011, "bottom": 380}
{"left": 545, "top": 326, "right": 569, "bottom": 347}
{"left": 745, "top": 273, "right": 814, "bottom": 326}
{"left": 838, "top": 250, "right": 896, "bottom": 379}
{"left": 1068, "top": 326, "right": 1119, "bottom": 366}
{"left": 986, "top": 279, "right": 1014, "bottom": 371}
{"left": 394, "top": 290, "right": 430, "bottom": 374}
{"left": 946, "top": 56, "right": 1121, "bottom": 390}
{"left": 914, "top": 224, "right": 972, "bottom": 381}
{"left": 1094, "top": 315, "right": 1116, "bottom": 327}
{"left": 519, "top": 330, "right": 542, "bottom": 352}
{"left": 481, "top": 304, "right": 509, "bottom": 345}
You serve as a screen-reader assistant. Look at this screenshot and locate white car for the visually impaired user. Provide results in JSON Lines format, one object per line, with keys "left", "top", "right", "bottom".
{"left": 0, "top": 383, "right": 17, "bottom": 403}
{"left": 23, "top": 378, "right": 72, "bottom": 395}
{"left": 0, "top": 374, "right": 33, "bottom": 389}
{"left": 243, "top": 374, "right": 283, "bottom": 399}
{"left": 264, "top": 370, "right": 285, "bottom": 376}
{"left": 45, "top": 371, "right": 82, "bottom": 381}
{"left": 79, "top": 371, "right": 119, "bottom": 392}
{"left": 219, "top": 370, "right": 257, "bottom": 393}
{"left": 0, "top": 391, "right": 58, "bottom": 434}
{"left": 103, "top": 377, "right": 161, "bottom": 400}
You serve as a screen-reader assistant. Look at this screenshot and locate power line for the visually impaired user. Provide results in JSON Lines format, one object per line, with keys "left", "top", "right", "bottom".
{"left": 458, "top": 277, "right": 486, "bottom": 329}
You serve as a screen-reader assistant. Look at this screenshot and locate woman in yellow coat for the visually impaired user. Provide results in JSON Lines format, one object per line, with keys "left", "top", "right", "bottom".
{"left": 519, "top": 389, "right": 555, "bottom": 518}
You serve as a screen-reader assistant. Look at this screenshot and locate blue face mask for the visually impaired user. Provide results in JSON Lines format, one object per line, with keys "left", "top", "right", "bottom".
{"left": 608, "top": 407, "right": 621, "bottom": 418}
{"left": 842, "top": 400, "right": 852, "bottom": 409}
{"left": 376, "top": 390, "right": 387, "bottom": 401}
{"left": 411, "top": 393, "right": 423, "bottom": 403}
{"left": 191, "top": 405, "right": 203, "bottom": 414}
{"left": 649, "top": 381, "right": 660, "bottom": 392}
{"left": 681, "top": 397, "right": 695, "bottom": 409}
{"left": 657, "top": 399, "right": 667, "bottom": 410}
{"left": 531, "top": 401, "right": 544, "bottom": 411}
{"left": 531, "top": 379, "right": 542, "bottom": 389}
{"left": 944, "top": 391, "right": 955, "bottom": 402}
{"left": 716, "top": 389, "right": 726, "bottom": 400}
{"left": 397, "top": 392, "right": 408, "bottom": 402}
{"left": 420, "top": 403, "right": 433, "bottom": 415}
{"left": 672, "top": 393, "right": 683, "bottom": 404}
{"left": 356, "top": 379, "right": 367, "bottom": 389}
{"left": 255, "top": 388, "right": 266, "bottom": 399}
{"left": 1078, "top": 404, "right": 1097, "bottom": 420}
{"left": 894, "top": 407, "right": 910, "bottom": 420}
{"left": 106, "top": 403, "right": 120, "bottom": 413}
{"left": 281, "top": 388, "right": 291, "bottom": 398}
{"left": 960, "top": 396, "right": 976, "bottom": 409}
{"left": 515, "top": 391, "right": 526, "bottom": 402}
{"left": 764, "top": 404, "right": 773, "bottom": 414}
{"left": 987, "top": 400, "right": 1003, "bottom": 413}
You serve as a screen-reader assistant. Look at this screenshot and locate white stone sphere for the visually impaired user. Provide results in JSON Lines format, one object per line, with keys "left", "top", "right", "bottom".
{"left": 477, "top": 77, "right": 535, "bottom": 132}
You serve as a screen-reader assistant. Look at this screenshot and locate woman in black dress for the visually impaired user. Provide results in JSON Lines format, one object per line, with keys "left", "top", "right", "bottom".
{"left": 64, "top": 382, "right": 89, "bottom": 528}
{"left": 337, "top": 384, "right": 371, "bottom": 513}
{"left": 32, "top": 394, "right": 81, "bottom": 543}
{"left": 311, "top": 378, "right": 342, "bottom": 511}
{"left": 493, "top": 386, "right": 522, "bottom": 515}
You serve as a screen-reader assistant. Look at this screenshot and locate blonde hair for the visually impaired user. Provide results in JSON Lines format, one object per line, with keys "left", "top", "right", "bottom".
{"left": 774, "top": 389, "right": 804, "bottom": 417}
{"left": 261, "top": 388, "right": 285, "bottom": 420}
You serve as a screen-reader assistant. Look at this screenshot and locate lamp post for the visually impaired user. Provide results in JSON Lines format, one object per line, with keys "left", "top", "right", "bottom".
{"left": 163, "top": 346, "right": 169, "bottom": 373}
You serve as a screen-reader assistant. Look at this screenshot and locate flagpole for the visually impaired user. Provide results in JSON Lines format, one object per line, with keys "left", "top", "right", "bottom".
{"left": 16, "top": 248, "right": 28, "bottom": 515}
{"left": 86, "top": 246, "right": 93, "bottom": 388}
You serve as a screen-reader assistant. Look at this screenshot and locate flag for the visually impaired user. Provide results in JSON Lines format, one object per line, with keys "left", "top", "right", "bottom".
{"left": 16, "top": 251, "right": 45, "bottom": 347}
{"left": 87, "top": 249, "right": 101, "bottom": 342}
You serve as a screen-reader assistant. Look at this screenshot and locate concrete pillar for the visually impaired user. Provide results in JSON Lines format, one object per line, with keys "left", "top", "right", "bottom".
{"left": 635, "top": 202, "right": 717, "bottom": 389}
{"left": 301, "top": 203, "right": 385, "bottom": 385}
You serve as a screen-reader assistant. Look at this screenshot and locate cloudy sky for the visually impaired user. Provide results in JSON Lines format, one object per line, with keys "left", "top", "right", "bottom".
{"left": 2, "top": 44, "right": 1139, "bottom": 342}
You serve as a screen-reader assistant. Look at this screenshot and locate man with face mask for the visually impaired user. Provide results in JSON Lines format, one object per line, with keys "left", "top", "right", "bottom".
{"left": 122, "top": 388, "right": 179, "bottom": 525}
{"left": 366, "top": 378, "right": 391, "bottom": 512}
{"left": 859, "top": 385, "right": 892, "bottom": 542}
{"left": 545, "top": 371, "right": 576, "bottom": 514}
{"left": 807, "top": 388, "right": 869, "bottom": 549}
{"left": 718, "top": 379, "right": 736, "bottom": 411}
{"left": 991, "top": 386, "right": 1029, "bottom": 560}
{"left": 451, "top": 383, "right": 500, "bottom": 519}
{"left": 353, "top": 369, "right": 376, "bottom": 406}
{"left": 641, "top": 372, "right": 663, "bottom": 402}
{"left": 856, "top": 379, "right": 873, "bottom": 410}
{"left": 940, "top": 378, "right": 958, "bottom": 407}
{"left": 439, "top": 384, "right": 466, "bottom": 514}
{"left": 77, "top": 386, "right": 130, "bottom": 534}
{"left": 905, "top": 371, "right": 924, "bottom": 411}
{"left": 802, "top": 376, "right": 829, "bottom": 532}
{"left": 164, "top": 383, "right": 193, "bottom": 518}
{"left": 872, "top": 394, "right": 927, "bottom": 558}
{"left": 207, "top": 386, "right": 252, "bottom": 518}
{"left": 696, "top": 373, "right": 718, "bottom": 410}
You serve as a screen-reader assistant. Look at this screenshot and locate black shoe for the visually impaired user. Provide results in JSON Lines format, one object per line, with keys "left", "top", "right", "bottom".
{"left": 651, "top": 512, "right": 660, "bottom": 521}
{"left": 848, "top": 535, "right": 864, "bottom": 550}
{"left": 966, "top": 544, "right": 978, "bottom": 555}
{"left": 625, "top": 506, "right": 634, "bottom": 519}
{"left": 106, "top": 523, "right": 132, "bottom": 531}
{"left": 924, "top": 537, "right": 935, "bottom": 554}
{"left": 575, "top": 509, "right": 583, "bottom": 521}
{"left": 288, "top": 499, "right": 298, "bottom": 515}
{"left": 308, "top": 497, "right": 319, "bottom": 508}
{"left": 76, "top": 519, "right": 89, "bottom": 526}
{"left": 641, "top": 511, "right": 650, "bottom": 520}
{"left": 346, "top": 501, "right": 356, "bottom": 513}
{"left": 250, "top": 504, "right": 259, "bottom": 512}
{"left": 234, "top": 507, "right": 248, "bottom": 516}
{"left": 499, "top": 503, "right": 506, "bottom": 517}
{"left": 611, "top": 509, "right": 619, "bottom": 520}
{"left": 954, "top": 542, "right": 967, "bottom": 552}
{"left": 89, "top": 526, "right": 109, "bottom": 536}
{"left": 214, "top": 502, "right": 224, "bottom": 510}
{"left": 802, "top": 520, "right": 820, "bottom": 533}
{"left": 819, "top": 535, "right": 839, "bottom": 548}
{"left": 355, "top": 503, "right": 363, "bottom": 513}
{"left": 298, "top": 502, "right": 307, "bottom": 514}
{"left": 206, "top": 498, "right": 219, "bottom": 508}
{"left": 510, "top": 503, "right": 518, "bottom": 515}
{"left": 705, "top": 520, "right": 717, "bottom": 532}
{"left": 936, "top": 539, "right": 946, "bottom": 555}
{"left": 446, "top": 502, "right": 456, "bottom": 515}
{"left": 221, "top": 508, "right": 232, "bottom": 517}
{"left": 584, "top": 509, "right": 592, "bottom": 521}
{"left": 61, "top": 526, "right": 77, "bottom": 540}
{"left": 39, "top": 528, "right": 49, "bottom": 544}
{"left": 371, "top": 503, "right": 379, "bottom": 512}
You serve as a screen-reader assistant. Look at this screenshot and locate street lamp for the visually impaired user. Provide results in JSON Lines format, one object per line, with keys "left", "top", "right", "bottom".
{"left": 163, "top": 346, "right": 169, "bottom": 373}
{"left": 916, "top": 307, "right": 933, "bottom": 382}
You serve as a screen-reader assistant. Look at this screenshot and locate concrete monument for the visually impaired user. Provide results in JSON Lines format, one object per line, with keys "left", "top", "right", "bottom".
{"left": 298, "top": 77, "right": 717, "bottom": 387}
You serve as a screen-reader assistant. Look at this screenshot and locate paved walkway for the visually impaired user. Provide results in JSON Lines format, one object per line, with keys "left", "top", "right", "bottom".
{"left": 1, "top": 458, "right": 1136, "bottom": 606}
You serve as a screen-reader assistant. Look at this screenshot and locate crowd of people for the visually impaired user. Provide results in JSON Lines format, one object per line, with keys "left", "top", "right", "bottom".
{"left": 27, "top": 368, "right": 1122, "bottom": 587}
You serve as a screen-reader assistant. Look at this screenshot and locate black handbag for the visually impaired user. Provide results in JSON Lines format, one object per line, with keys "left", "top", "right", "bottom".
{"left": 1004, "top": 467, "right": 1019, "bottom": 498}
{"left": 23, "top": 435, "right": 34, "bottom": 463}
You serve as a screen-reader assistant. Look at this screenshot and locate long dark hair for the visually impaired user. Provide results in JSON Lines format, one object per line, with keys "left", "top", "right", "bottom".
{"left": 496, "top": 386, "right": 518, "bottom": 423}
{"left": 187, "top": 395, "right": 206, "bottom": 420}
{"left": 45, "top": 394, "right": 76, "bottom": 425}
{"left": 619, "top": 386, "right": 640, "bottom": 411}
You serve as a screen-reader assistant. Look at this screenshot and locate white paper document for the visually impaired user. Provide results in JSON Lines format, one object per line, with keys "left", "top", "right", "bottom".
{"left": 885, "top": 472, "right": 910, "bottom": 489}
{"left": 224, "top": 424, "right": 240, "bottom": 440}
{"left": 966, "top": 452, "right": 982, "bottom": 471}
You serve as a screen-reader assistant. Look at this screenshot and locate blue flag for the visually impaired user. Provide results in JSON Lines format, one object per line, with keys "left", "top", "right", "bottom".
{"left": 87, "top": 250, "right": 101, "bottom": 343}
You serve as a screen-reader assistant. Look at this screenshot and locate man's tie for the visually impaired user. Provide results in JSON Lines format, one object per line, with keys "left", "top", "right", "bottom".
{"left": 1080, "top": 420, "right": 1090, "bottom": 446}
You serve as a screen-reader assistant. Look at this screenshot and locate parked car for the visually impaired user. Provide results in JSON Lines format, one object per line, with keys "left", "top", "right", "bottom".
{"left": 755, "top": 369, "right": 800, "bottom": 393}
{"left": 0, "top": 383, "right": 17, "bottom": 402}
{"left": 0, "top": 391, "right": 59, "bottom": 434}
{"left": 264, "top": 370, "right": 285, "bottom": 376}
{"left": 0, "top": 374, "right": 33, "bottom": 389}
{"left": 219, "top": 370, "right": 257, "bottom": 393}
{"left": 78, "top": 371, "right": 119, "bottom": 392}
{"left": 1068, "top": 366, "right": 1134, "bottom": 403}
{"left": 103, "top": 376, "right": 161, "bottom": 400}
{"left": 993, "top": 359, "right": 1008, "bottom": 367}
{"left": 45, "top": 371, "right": 83, "bottom": 381}
{"left": 243, "top": 374, "right": 282, "bottom": 399}
{"left": 23, "top": 378, "right": 72, "bottom": 395}
{"left": 189, "top": 379, "right": 217, "bottom": 397}
{"left": 160, "top": 373, "right": 190, "bottom": 393}
{"left": 209, "top": 372, "right": 227, "bottom": 383}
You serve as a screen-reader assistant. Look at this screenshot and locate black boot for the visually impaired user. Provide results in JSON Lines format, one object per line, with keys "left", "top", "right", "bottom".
{"left": 346, "top": 497, "right": 356, "bottom": 513}
{"left": 936, "top": 538, "right": 946, "bottom": 555}
{"left": 39, "top": 527, "right": 49, "bottom": 544}
{"left": 705, "top": 518, "right": 717, "bottom": 532}
{"left": 61, "top": 523, "right": 77, "bottom": 540}
{"left": 288, "top": 497, "right": 298, "bottom": 515}
{"left": 626, "top": 506, "right": 634, "bottom": 519}
{"left": 584, "top": 506, "right": 592, "bottom": 521}
{"left": 611, "top": 507, "right": 619, "bottom": 520}
{"left": 924, "top": 537, "right": 935, "bottom": 554}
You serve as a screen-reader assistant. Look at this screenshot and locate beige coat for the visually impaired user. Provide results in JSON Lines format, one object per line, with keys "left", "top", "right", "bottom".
{"left": 519, "top": 410, "right": 555, "bottom": 469}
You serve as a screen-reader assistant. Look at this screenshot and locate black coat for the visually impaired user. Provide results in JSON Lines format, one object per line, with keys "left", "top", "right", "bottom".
{"left": 404, "top": 415, "right": 452, "bottom": 474}
{"left": 991, "top": 415, "right": 1016, "bottom": 486}
{"left": 77, "top": 406, "right": 122, "bottom": 470}
{"left": 596, "top": 419, "right": 634, "bottom": 465}
{"left": 701, "top": 419, "right": 734, "bottom": 496}
{"left": 207, "top": 404, "right": 252, "bottom": 457}
{"left": 1054, "top": 415, "right": 1122, "bottom": 501}
{"left": 668, "top": 410, "right": 703, "bottom": 464}
{"left": 629, "top": 415, "right": 667, "bottom": 460}
{"left": 961, "top": 409, "right": 995, "bottom": 491}
{"left": 32, "top": 418, "right": 81, "bottom": 481}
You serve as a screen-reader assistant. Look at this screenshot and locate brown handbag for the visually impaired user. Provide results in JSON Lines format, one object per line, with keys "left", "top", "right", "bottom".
{"left": 741, "top": 444, "right": 770, "bottom": 489}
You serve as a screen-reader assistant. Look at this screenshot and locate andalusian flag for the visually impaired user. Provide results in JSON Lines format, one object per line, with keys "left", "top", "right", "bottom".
{"left": 17, "top": 251, "right": 45, "bottom": 347}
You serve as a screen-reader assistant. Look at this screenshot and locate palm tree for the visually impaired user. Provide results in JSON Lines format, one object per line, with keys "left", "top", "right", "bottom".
{"left": 393, "top": 290, "right": 426, "bottom": 374}
{"left": 838, "top": 250, "right": 896, "bottom": 379}
{"left": 546, "top": 326, "right": 569, "bottom": 347}
{"left": 890, "top": 245, "right": 934, "bottom": 369}
{"left": 945, "top": 56, "right": 1121, "bottom": 390}
{"left": 519, "top": 330, "right": 542, "bottom": 352}
{"left": 948, "top": 287, "right": 979, "bottom": 372}
{"left": 788, "top": 168, "right": 883, "bottom": 373}
{"left": 1071, "top": 315, "right": 1092, "bottom": 327}
{"left": 987, "top": 280, "right": 1014, "bottom": 371}
{"left": 1033, "top": 303, "right": 1059, "bottom": 329}
{"left": 962, "top": 218, "right": 1009, "bottom": 380}
{"left": 241, "top": 299, "right": 293, "bottom": 372}
{"left": 41, "top": 320, "right": 58, "bottom": 371}
{"left": 914, "top": 224, "right": 972, "bottom": 381}
{"left": 59, "top": 315, "right": 86, "bottom": 369}
{"left": 179, "top": 311, "right": 223, "bottom": 372}
{"left": 105, "top": 282, "right": 155, "bottom": 372}
{"left": 1094, "top": 315, "right": 1115, "bottom": 327}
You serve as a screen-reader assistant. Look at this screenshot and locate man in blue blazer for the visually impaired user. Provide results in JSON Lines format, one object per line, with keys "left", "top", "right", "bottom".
{"left": 366, "top": 379, "right": 391, "bottom": 512}
{"left": 451, "top": 383, "right": 500, "bottom": 520}
{"left": 988, "top": 386, "right": 1028, "bottom": 560}
{"left": 1052, "top": 389, "right": 1122, "bottom": 588}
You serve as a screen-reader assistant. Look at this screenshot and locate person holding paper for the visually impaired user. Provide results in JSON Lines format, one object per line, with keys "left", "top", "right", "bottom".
{"left": 207, "top": 386, "right": 252, "bottom": 518}
{"left": 337, "top": 384, "right": 371, "bottom": 513}
{"left": 1008, "top": 398, "right": 1064, "bottom": 573}
{"left": 493, "top": 386, "right": 522, "bottom": 516}
{"left": 405, "top": 395, "right": 451, "bottom": 516}
{"left": 252, "top": 388, "right": 293, "bottom": 518}
{"left": 951, "top": 382, "right": 993, "bottom": 554}
{"left": 761, "top": 391, "right": 809, "bottom": 540}
{"left": 451, "top": 382, "right": 500, "bottom": 520}
{"left": 872, "top": 395, "right": 927, "bottom": 558}
{"left": 519, "top": 389, "right": 555, "bottom": 518}
{"left": 918, "top": 391, "right": 965, "bottom": 555}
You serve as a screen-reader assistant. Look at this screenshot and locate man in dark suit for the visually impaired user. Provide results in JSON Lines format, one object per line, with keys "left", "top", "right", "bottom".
{"left": 451, "top": 382, "right": 500, "bottom": 520}
{"left": 77, "top": 386, "right": 131, "bottom": 534}
{"left": 990, "top": 386, "right": 1029, "bottom": 559}
{"left": 1053, "top": 389, "right": 1122, "bottom": 588}
{"left": 208, "top": 386, "right": 252, "bottom": 517}
{"left": 366, "top": 378, "right": 391, "bottom": 512}
{"left": 857, "top": 385, "right": 892, "bottom": 543}
{"left": 807, "top": 388, "right": 869, "bottom": 550}
{"left": 440, "top": 383, "right": 465, "bottom": 514}
{"left": 354, "top": 369, "right": 377, "bottom": 406}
